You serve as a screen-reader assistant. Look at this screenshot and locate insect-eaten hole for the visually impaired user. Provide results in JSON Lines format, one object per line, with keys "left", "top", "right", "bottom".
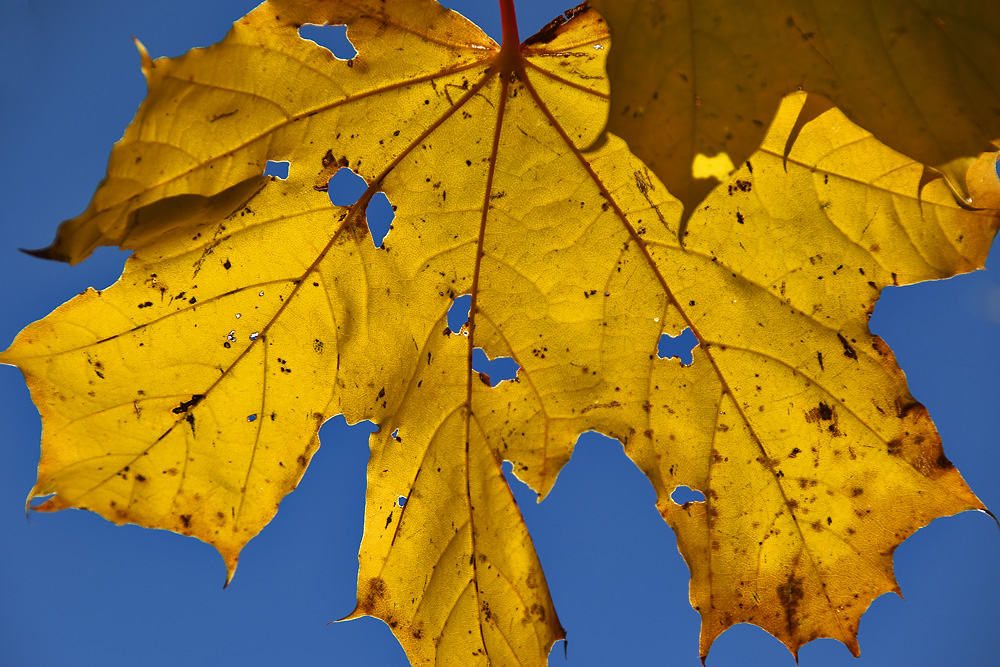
{"left": 298, "top": 24, "right": 357, "bottom": 60}
{"left": 473, "top": 348, "right": 519, "bottom": 386}
{"left": 670, "top": 485, "right": 705, "bottom": 505}
{"left": 397, "top": 495, "right": 407, "bottom": 507}
{"left": 327, "top": 168, "right": 395, "bottom": 248}
{"left": 265, "top": 160, "right": 289, "bottom": 179}
{"left": 367, "top": 192, "right": 394, "bottom": 247}
{"left": 658, "top": 328, "right": 698, "bottom": 365}
{"left": 447, "top": 294, "right": 472, "bottom": 332}
{"left": 328, "top": 167, "right": 368, "bottom": 206}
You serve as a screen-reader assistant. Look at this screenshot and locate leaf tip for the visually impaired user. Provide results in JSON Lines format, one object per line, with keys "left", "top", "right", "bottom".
{"left": 979, "top": 506, "right": 1000, "bottom": 533}
{"left": 19, "top": 245, "right": 71, "bottom": 263}
{"left": 132, "top": 36, "right": 155, "bottom": 83}
{"left": 221, "top": 553, "right": 239, "bottom": 589}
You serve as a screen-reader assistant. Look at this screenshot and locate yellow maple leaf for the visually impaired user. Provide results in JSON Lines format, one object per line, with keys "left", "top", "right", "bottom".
{"left": 591, "top": 0, "right": 1000, "bottom": 221}
{"left": 2, "top": 1, "right": 998, "bottom": 665}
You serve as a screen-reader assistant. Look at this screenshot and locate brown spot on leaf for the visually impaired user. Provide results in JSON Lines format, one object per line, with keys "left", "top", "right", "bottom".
{"left": 727, "top": 179, "right": 752, "bottom": 195}
{"left": 895, "top": 398, "right": 922, "bottom": 419}
{"left": 805, "top": 401, "right": 842, "bottom": 436}
{"left": 358, "top": 576, "right": 388, "bottom": 615}
{"left": 779, "top": 574, "right": 805, "bottom": 638}
{"left": 837, "top": 333, "right": 858, "bottom": 360}
{"left": 172, "top": 394, "right": 204, "bottom": 414}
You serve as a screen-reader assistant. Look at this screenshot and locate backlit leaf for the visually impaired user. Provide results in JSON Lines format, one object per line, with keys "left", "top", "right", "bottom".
{"left": 3, "top": 1, "right": 998, "bottom": 664}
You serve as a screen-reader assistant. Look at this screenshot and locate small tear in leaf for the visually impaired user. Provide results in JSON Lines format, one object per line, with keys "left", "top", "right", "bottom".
{"left": 472, "top": 347, "right": 519, "bottom": 385}
{"left": 657, "top": 328, "right": 698, "bottom": 365}
{"left": 249, "top": 332, "right": 259, "bottom": 341}
{"left": 670, "top": 485, "right": 706, "bottom": 504}
{"left": 298, "top": 24, "right": 357, "bottom": 60}
{"left": 447, "top": 294, "right": 472, "bottom": 332}
{"left": 328, "top": 167, "right": 367, "bottom": 207}
{"left": 397, "top": 495, "right": 407, "bottom": 507}
{"left": 264, "top": 160, "right": 289, "bottom": 179}
{"left": 247, "top": 414, "right": 257, "bottom": 422}
{"left": 367, "top": 191, "right": 394, "bottom": 247}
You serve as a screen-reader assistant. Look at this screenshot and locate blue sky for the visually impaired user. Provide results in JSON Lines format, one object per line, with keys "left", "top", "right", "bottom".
{"left": 0, "top": 1, "right": 997, "bottom": 665}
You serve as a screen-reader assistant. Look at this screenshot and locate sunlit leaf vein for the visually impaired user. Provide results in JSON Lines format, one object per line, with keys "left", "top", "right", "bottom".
{"left": 235, "top": 340, "right": 269, "bottom": 526}
{"left": 523, "top": 59, "right": 609, "bottom": 99}
{"left": 113, "top": 59, "right": 493, "bottom": 215}
{"left": 463, "top": 63, "right": 510, "bottom": 656}
{"left": 385, "top": 404, "right": 464, "bottom": 550}
{"left": 49, "top": 393, "right": 195, "bottom": 438}
{"left": 412, "top": 513, "right": 472, "bottom": 617}
{"left": 435, "top": 577, "right": 478, "bottom": 650}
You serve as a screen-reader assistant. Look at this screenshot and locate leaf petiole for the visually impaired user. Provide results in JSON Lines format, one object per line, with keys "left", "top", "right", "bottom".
{"left": 499, "top": 0, "right": 519, "bottom": 50}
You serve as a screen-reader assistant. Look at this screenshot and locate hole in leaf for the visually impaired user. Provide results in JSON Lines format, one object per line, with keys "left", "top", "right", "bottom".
{"left": 298, "top": 24, "right": 357, "bottom": 60}
{"left": 264, "top": 160, "right": 289, "bottom": 179}
{"left": 367, "top": 191, "right": 394, "bottom": 247}
{"left": 345, "top": 417, "right": 378, "bottom": 434}
{"left": 397, "top": 495, "right": 407, "bottom": 507}
{"left": 328, "top": 167, "right": 368, "bottom": 207}
{"left": 670, "top": 485, "right": 705, "bottom": 504}
{"left": 472, "top": 348, "right": 519, "bottom": 386}
{"left": 657, "top": 328, "right": 698, "bottom": 365}
{"left": 326, "top": 168, "right": 394, "bottom": 247}
{"left": 447, "top": 294, "right": 472, "bottom": 332}
{"left": 247, "top": 414, "right": 257, "bottom": 422}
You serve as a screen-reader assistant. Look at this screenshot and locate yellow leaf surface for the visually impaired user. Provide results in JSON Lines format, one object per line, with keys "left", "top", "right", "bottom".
{"left": 3, "top": 1, "right": 998, "bottom": 664}
{"left": 591, "top": 0, "right": 1000, "bottom": 219}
